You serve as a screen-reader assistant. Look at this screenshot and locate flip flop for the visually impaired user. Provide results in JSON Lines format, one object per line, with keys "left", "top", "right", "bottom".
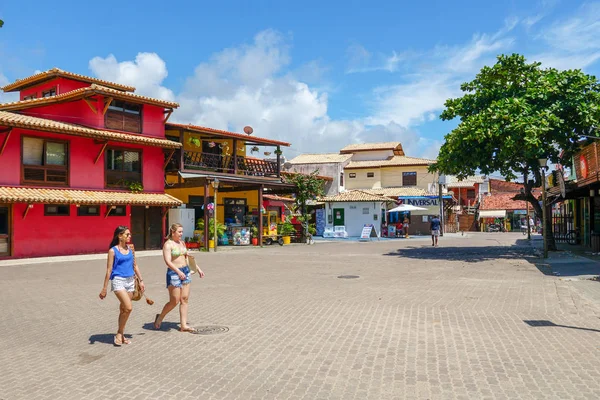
{"left": 113, "top": 335, "right": 122, "bottom": 347}
{"left": 123, "top": 337, "right": 131, "bottom": 345}
{"left": 154, "top": 314, "right": 161, "bottom": 330}
{"left": 180, "top": 327, "right": 199, "bottom": 333}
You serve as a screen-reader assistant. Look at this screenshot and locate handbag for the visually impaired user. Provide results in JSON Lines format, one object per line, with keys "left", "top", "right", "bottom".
{"left": 188, "top": 254, "right": 199, "bottom": 274}
{"left": 132, "top": 277, "right": 143, "bottom": 301}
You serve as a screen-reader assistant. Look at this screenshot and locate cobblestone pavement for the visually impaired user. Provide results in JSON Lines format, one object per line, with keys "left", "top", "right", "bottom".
{"left": 2, "top": 233, "right": 600, "bottom": 399}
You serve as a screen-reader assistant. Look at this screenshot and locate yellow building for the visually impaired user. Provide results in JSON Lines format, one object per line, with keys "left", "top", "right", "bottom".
{"left": 341, "top": 142, "right": 437, "bottom": 191}
{"left": 164, "top": 123, "right": 294, "bottom": 248}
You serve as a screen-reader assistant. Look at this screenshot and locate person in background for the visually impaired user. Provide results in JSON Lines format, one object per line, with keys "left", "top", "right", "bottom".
{"left": 403, "top": 216, "right": 410, "bottom": 239}
{"left": 430, "top": 215, "right": 441, "bottom": 247}
{"left": 99, "top": 226, "right": 145, "bottom": 346}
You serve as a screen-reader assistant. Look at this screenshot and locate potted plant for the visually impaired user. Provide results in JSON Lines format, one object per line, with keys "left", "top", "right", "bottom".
{"left": 250, "top": 226, "right": 259, "bottom": 246}
{"left": 196, "top": 217, "right": 227, "bottom": 249}
{"left": 186, "top": 235, "right": 200, "bottom": 249}
{"left": 250, "top": 146, "right": 259, "bottom": 154}
{"left": 279, "top": 221, "right": 296, "bottom": 245}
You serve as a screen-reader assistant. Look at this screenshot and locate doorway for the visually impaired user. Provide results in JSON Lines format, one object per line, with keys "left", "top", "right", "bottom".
{"left": 131, "top": 206, "right": 163, "bottom": 250}
{"left": 0, "top": 205, "right": 10, "bottom": 256}
{"left": 333, "top": 208, "right": 345, "bottom": 226}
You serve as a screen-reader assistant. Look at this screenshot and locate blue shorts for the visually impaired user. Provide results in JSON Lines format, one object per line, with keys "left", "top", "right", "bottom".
{"left": 166, "top": 266, "right": 191, "bottom": 288}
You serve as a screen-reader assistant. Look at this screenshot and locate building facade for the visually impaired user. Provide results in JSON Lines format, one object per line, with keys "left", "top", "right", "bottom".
{"left": 0, "top": 68, "right": 182, "bottom": 258}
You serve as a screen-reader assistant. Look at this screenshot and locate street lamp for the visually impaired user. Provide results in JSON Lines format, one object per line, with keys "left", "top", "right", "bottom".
{"left": 538, "top": 158, "right": 548, "bottom": 258}
{"left": 211, "top": 178, "right": 220, "bottom": 252}
{"left": 520, "top": 187, "right": 531, "bottom": 240}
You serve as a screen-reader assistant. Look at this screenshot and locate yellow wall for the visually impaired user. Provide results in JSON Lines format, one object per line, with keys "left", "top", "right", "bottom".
{"left": 166, "top": 183, "right": 260, "bottom": 226}
{"left": 344, "top": 165, "right": 435, "bottom": 190}
{"left": 344, "top": 168, "right": 381, "bottom": 189}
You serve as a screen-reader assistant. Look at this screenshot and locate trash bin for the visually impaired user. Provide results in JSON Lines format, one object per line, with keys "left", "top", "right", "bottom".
{"left": 592, "top": 233, "right": 600, "bottom": 253}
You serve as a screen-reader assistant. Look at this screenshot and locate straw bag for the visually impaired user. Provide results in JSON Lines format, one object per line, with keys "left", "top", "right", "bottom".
{"left": 132, "top": 277, "right": 143, "bottom": 301}
{"left": 188, "top": 255, "right": 199, "bottom": 274}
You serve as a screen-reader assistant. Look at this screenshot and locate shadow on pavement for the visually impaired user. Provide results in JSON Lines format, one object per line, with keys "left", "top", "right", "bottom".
{"left": 141, "top": 321, "right": 180, "bottom": 332}
{"left": 88, "top": 333, "right": 133, "bottom": 345}
{"left": 383, "top": 243, "right": 536, "bottom": 263}
{"left": 524, "top": 320, "right": 600, "bottom": 333}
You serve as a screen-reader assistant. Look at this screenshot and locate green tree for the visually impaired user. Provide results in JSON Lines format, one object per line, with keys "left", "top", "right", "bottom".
{"left": 0, "top": 20, "right": 4, "bottom": 28}
{"left": 283, "top": 170, "right": 326, "bottom": 239}
{"left": 432, "top": 54, "right": 600, "bottom": 250}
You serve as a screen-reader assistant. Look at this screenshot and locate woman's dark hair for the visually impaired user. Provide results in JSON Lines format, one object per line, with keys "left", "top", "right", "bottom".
{"left": 109, "top": 225, "right": 129, "bottom": 249}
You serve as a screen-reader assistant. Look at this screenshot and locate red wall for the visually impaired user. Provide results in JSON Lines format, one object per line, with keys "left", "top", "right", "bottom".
{"left": 20, "top": 78, "right": 89, "bottom": 100}
{"left": 454, "top": 184, "right": 479, "bottom": 207}
{"left": 24, "top": 99, "right": 103, "bottom": 127}
{"left": 1, "top": 129, "right": 165, "bottom": 192}
{"left": 12, "top": 203, "right": 130, "bottom": 257}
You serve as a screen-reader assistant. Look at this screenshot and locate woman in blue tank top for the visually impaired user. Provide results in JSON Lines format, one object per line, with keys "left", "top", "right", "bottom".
{"left": 99, "top": 226, "right": 145, "bottom": 346}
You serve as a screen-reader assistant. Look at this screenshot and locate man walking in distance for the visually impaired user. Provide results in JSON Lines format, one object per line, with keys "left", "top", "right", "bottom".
{"left": 430, "top": 215, "right": 441, "bottom": 247}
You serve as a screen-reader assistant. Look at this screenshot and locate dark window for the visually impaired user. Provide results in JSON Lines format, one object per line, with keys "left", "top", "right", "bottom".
{"left": 105, "top": 100, "right": 142, "bottom": 133}
{"left": 23, "top": 94, "right": 37, "bottom": 100}
{"left": 41, "top": 87, "right": 56, "bottom": 97}
{"left": 402, "top": 172, "right": 417, "bottom": 186}
{"left": 340, "top": 172, "right": 344, "bottom": 186}
{"left": 105, "top": 149, "right": 142, "bottom": 188}
{"left": 224, "top": 198, "right": 246, "bottom": 223}
{"left": 367, "top": 172, "right": 375, "bottom": 178}
{"left": 349, "top": 173, "right": 356, "bottom": 178}
{"left": 45, "top": 204, "right": 70, "bottom": 216}
{"left": 467, "top": 189, "right": 476, "bottom": 199}
{"left": 22, "top": 137, "right": 68, "bottom": 185}
{"left": 77, "top": 205, "right": 100, "bottom": 216}
{"left": 107, "top": 205, "right": 127, "bottom": 216}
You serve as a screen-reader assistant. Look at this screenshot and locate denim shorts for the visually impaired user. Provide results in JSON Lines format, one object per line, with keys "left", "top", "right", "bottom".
{"left": 166, "top": 266, "right": 191, "bottom": 288}
{"left": 111, "top": 276, "right": 135, "bottom": 292}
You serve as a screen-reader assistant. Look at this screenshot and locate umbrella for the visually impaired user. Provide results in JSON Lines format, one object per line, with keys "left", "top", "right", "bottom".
{"left": 387, "top": 204, "right": 428, "bottom": 212}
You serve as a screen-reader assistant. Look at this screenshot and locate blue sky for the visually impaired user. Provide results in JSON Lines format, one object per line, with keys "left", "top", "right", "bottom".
{"left": 1, "top": 0, "right": 600, "bottom": 159}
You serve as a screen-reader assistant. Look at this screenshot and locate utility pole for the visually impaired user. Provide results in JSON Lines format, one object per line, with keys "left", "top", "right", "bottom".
{"left": 539, "top": 159, "right": 548, "bottom": 258}
{"left": 438, "top": 175, "right": 444, "bottom": 236}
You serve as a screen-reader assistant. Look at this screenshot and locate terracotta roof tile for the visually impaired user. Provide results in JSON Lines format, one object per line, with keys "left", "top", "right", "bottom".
{"left": 362, "top": 187, "right": 428, "bottom": 197}
{"left": 0, "top": 186, "right": 182, "bottom": 206}
{"left": 345, "top": 156, "right": 435, "bottom": 169}
{"left": 263, "top": 194, "right": 294, "bottom": 202}
{"left": 288, "top": 153, "right": 352, "bottom": 164}
{"left": 319, "top": 190, "right": 394, "bottom": 202}
{"left": 1, "top": 67, "right": 136, "bottom": 92}
{"left": 0, "top": 111, "right": 181, "bottom": 149}
{"left": 167, "top": 122, "right": 290, "bottom": 147}
{"left": 479, "top": 193, "right": 529, "bottom": 210}
{"left": 340, "top": 142, "right": 401, "bottom": 153}
{"left": 0, "top": 84, "right": 179, "bottom": 110}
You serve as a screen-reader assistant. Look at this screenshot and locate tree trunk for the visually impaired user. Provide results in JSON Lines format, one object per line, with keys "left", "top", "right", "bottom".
{"left": 525, "top": 190, "right": 557, "bottom": 251}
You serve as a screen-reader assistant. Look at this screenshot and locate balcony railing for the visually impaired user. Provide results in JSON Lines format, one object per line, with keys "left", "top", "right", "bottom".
{"left": 182, "top": 150, "right": 280, "bottom": 178}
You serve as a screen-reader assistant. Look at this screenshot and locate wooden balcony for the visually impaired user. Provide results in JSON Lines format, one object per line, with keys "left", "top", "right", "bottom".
{"left": 178, "top": 150, "right": 281, "bottom": 178}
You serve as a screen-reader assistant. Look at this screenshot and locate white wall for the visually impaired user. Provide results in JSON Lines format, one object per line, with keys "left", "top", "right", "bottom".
{"left": 325, "top": 201, "right": 383, "bottom": 236}
{"left": 350, "top": 150, "right": 394, "bottom": 161}
{"left": 289, "top": 163, "right": 346, "bottom": 195}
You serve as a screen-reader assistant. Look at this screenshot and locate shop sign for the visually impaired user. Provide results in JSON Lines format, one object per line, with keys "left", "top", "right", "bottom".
{"left": 580, "top": 154, "right": 589, "bottom": 179}
{"left": 398, "top": 197, "right": 440, "bottom": 207}
{"left": 513, "top": 210, "right": 527, "bottom": 215}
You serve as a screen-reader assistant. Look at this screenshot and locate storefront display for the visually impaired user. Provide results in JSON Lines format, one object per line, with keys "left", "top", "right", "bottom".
{"left": 230, "top": 226, "right": 251, "bottom": 246}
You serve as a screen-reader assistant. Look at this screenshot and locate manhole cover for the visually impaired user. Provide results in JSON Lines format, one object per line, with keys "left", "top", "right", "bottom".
{"left": 338, "top": 275, "right": 360, "bottom": 279}
{"left": 191, "top": 326, "right": 229, "bottom": 335}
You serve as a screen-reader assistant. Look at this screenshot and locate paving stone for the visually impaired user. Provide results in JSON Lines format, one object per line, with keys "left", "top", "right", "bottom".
{"left": 2, "top": 233, "right": 600, "bottom": 399}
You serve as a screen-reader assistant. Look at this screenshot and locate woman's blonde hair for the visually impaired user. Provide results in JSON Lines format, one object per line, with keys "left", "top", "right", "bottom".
{"left": 167, "top": 223, "right": 183, "bottom": 240}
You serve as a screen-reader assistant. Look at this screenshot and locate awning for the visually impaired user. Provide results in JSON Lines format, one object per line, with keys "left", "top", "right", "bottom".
{"left": 0, "top": 186, "right": 182, "bottom": 206}
{"left": 479, "top": 210, "right": 507, "bottom": 218}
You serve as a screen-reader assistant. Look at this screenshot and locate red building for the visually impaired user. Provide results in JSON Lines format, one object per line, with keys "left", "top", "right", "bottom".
{"left": 0, "top": 68, "right": 182, "bottom": 258}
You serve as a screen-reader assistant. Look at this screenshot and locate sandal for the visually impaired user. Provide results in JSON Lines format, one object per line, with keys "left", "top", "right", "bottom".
{"left": 180, "top": 326, "right": 199, "bottom": 333}
{"left": 154, "top": 313, "right": 161, "bottom": 330}
{"left": 113, "top": 335, "right": 123, "bottom": 347}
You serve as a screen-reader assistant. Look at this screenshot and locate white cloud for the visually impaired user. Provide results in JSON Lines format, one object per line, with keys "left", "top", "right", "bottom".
{"left": 533, "top": 3, "right": 600, "bottom": 70}
{"left": 87, "top": 24, "right": 517, "bottom": 160}
{"left": 89, "top": 52, "right": 175, "bottom": 102}
{"left": 0, "top": 73, "right": 18, "bottom": 103}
